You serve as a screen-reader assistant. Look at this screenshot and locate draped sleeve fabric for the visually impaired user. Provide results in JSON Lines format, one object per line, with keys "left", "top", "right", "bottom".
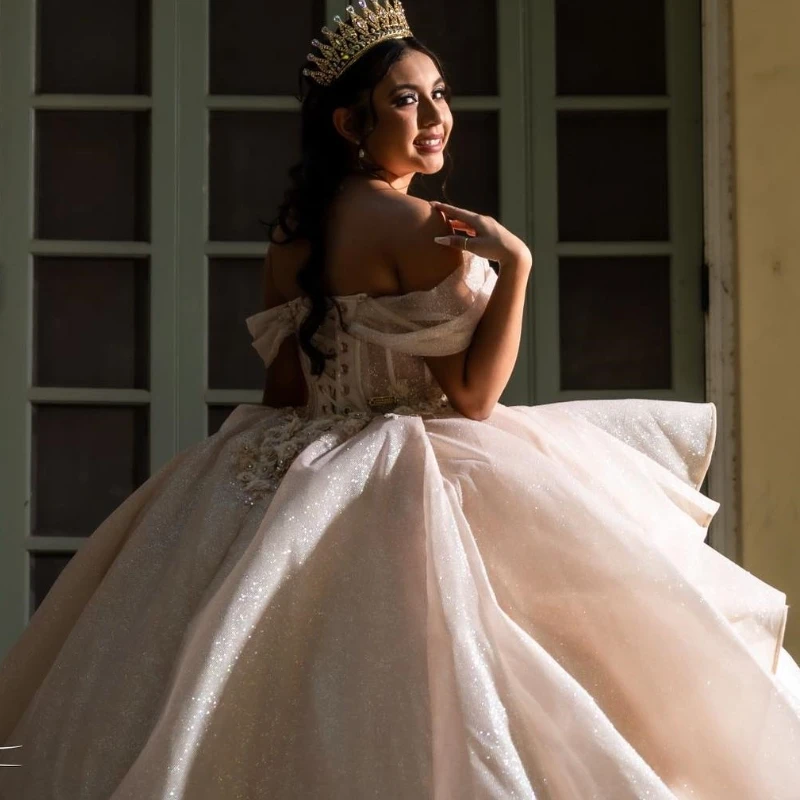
{"left": 348, "top": 252, "right": 496, "bottom": 356}
{"left": 244, "top": 252, "right": 497, "bottom": 370}
{"left": 245, "top": 299, "right": 304, "bottom": 370}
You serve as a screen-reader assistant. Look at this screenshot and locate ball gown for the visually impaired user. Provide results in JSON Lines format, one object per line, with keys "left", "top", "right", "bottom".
{"left": 1, "top": 252, "right": 799, "bottom": 799}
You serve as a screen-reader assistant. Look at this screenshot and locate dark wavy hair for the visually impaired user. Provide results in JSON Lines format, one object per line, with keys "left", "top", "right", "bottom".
{"left": 264, "top": 37, "right": 452, "bottom": 376}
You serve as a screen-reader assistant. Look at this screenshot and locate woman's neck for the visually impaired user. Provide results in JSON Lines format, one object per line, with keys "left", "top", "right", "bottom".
{"left": 343, "top": 170, "right": 414, "bottom": 194}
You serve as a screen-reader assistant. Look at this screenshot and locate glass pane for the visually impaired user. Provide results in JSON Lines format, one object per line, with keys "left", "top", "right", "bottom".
{"left": 209, "top": 111, "right": 301, "bottom": 242}
{"left": 208, "top": 405, "right": 237, "bottom": 436}
{"left": 37, "top": 0, "right": 150, "bottom": 94}
{"left": 30, "top": 553, "right": 74, "bottom": 614}
{"left": 36, "top": 111, "right": 150, "bottom": 241}
{"left": 32, "top": 405, "right": 149, "bottom": 538}
{"left": 557, "top": 111, "right": 668, "bottom": 242}
{"left": 208, "top": 258, "right": 265, "bottom": 390}
{"left": 555, "top": 0, "right": 666, "bottom": 96}
{"left": 402, "top": 0, "right": 498, "bottom": 96}
{"left": 559, "top": 256, "right": 672, "bottom": 390}
{"left": 413, "top": 111, "right": 499, "bottom": 219}
{"left": 34, "top": 258, "right": 149, "bottom": 389}
{"left": 210, "top": 0, "right": 325, "bottom": 95}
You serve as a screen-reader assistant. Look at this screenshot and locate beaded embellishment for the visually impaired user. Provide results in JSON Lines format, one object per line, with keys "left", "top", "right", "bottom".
{"left": 372, "top": 379, "right": 451, "bottom": 418}
{"left": 234, "top": 408, "right": 373, "bottom": 505}
{"left": 232, "top": 395, "right": 454, "bottom": 506}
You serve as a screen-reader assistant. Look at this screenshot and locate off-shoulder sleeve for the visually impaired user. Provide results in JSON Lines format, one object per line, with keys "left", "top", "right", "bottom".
{"left": 245, "top": 300, "right": 302, "bottom": 369}
{"left": 348, "top": 252, "right": 496, "bottom": 356}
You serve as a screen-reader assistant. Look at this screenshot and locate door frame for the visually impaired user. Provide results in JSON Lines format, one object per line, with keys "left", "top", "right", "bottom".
{"left": 702, "top": 0, "right": 739, "bottom": 562}
{"left": 0, "top": 0, "right": 741, "bottom": 660}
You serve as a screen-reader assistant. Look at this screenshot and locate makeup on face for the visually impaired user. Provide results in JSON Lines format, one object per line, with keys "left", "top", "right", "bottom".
{"left": 359, "top": 50, "right": 454, "bottom": 189}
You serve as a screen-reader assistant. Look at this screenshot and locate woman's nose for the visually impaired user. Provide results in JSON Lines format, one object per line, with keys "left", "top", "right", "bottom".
{"left": 419, "top": 99, "right": 443, "bottom": 126}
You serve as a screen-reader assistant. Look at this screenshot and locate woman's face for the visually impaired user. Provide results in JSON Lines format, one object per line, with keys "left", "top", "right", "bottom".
{"left": 357, "top": 49, "right": 453, "bottom": 189}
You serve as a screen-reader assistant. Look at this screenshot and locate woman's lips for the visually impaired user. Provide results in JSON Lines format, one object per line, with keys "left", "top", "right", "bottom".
{"left": 413, "top": 136, "right": 444, "bottom": 153}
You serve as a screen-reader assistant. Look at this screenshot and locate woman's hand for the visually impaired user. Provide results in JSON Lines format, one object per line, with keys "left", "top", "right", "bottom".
{"left": 420, "top": 200, "right": 532, "bottom": 420}
{"left": 430, "top": 201, "right": 532, "bottom": 269}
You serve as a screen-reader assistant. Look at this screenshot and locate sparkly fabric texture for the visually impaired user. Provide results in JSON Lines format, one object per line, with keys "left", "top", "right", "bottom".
{"left": 1, "top": 252, "right": 800, "bottom": 798}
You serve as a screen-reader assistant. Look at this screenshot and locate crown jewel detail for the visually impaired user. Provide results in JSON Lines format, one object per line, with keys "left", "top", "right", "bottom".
{"left": 303, "top": 0, "right": 413, "bottom": 87}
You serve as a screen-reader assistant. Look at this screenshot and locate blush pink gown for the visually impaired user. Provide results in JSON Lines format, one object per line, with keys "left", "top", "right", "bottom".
{"left": 1, "top": 252, "right": 799, "bottom": 799}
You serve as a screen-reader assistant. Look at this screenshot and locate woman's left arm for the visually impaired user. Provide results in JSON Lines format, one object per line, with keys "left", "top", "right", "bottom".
{"left": 261, "top": 249, "right": 307, "bottom": 408}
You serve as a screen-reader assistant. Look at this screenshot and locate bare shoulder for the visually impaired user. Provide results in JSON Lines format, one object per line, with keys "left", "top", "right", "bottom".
{"left": 326, "top": 185, "right": 459, "bottom": 297}
{"left": 263, "top": 191, "right": 463, "bottom": 302}
{"left": 377, "top": 192, "right": 463, "bottom": 293}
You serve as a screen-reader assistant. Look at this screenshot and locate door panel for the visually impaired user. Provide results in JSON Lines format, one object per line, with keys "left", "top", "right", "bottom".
{"left": 209, "top": 0, "right": 324, "bottom": 96}
{"left": 34, "top": 257, "right": 150, "bottom": 389}
{"left": 559, "top": 256, "right": 672, "bottom": 391}
{"left": 555, "top": 0, "right": 667, "bottom": 96}
{"left": 557, "top": 110, "right": 670, "bottom": 243}
{"left": 35, "top": 110, "right": 151, "bottom": 242}
{"left": 37, "top": 0, "right": 151, "bottom": 95}
{"left": 208, "top": 111, "right": 302, "bottom": 242}
{"left": 0, "top": 0, "right": 705, "bottom": 652}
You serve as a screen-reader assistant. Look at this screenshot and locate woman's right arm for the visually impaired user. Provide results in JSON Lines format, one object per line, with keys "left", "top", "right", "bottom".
{"left": 392, "top": 199, "right": 532, "bottom": 421}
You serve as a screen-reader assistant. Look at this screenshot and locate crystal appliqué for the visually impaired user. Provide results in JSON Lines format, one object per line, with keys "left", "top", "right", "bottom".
{"left": 377, "top": 378, "right": 452, "bottom": 418}
{"left": 232, "top": 390, "right": 454, "bottom": 506}
{"left": 233, "top": 408, "right": 373, "bottom": 505}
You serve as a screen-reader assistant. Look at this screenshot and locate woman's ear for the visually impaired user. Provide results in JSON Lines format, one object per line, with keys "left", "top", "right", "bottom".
{"left": 332, "top": 107, "right": 359, "bottom": 146}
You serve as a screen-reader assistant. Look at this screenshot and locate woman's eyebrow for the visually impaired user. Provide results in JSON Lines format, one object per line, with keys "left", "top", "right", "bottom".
{"left": 389, "top": 80, "right": 446, "bottom": 95}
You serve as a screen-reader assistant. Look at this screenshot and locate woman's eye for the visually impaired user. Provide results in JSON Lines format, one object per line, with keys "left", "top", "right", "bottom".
{"left": 396, "top": 88, "right": 448, "bottom": 107}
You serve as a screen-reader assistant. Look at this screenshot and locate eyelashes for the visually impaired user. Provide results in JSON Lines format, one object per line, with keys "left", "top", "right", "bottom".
{"left": 395, "top": 87, "right": 449, "bottom": 107}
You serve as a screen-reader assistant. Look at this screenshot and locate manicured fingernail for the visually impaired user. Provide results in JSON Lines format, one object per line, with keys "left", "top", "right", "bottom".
{"left": 433, "top": 236, "right": 448, "bottom": 245}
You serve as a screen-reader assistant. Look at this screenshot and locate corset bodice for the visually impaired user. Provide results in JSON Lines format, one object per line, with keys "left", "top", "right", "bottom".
{"left": 275, "top": 295, "right": 454, "bottom": 417}
{"left": 246, "top": 252, "right": 497, "bottom": 419}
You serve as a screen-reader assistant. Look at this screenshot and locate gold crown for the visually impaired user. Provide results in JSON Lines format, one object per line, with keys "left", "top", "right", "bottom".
{"left": 303, "top": 0, "right": 413, "bottom": 87}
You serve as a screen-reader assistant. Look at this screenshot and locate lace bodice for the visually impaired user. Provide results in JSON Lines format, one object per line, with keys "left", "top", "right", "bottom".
{"left": 246, "top": 251, "right": 496, "bottom": 419}
{"left": 231, "top": 252, "right": 497, "bottom": 503}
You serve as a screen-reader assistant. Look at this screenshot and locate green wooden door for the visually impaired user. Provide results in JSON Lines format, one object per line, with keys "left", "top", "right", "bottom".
{"left": 529, "top": 0, "right": 705, "bottom": 405}
{"left": 0, "top": 0, "right": 704, "bottom": 659}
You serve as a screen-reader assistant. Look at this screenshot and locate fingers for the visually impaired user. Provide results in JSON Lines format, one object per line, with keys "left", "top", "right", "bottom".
{"left": 433, "top": 235, "right": 469, "bottom": 250}
{"left": 430, "top": 200, "right": 483, "bottom": 227}
{"left": 450, "top": 220, "right": 478, "bottom": 236}
{"left": 435, "top": 207, "right": 476, "bottom": 236}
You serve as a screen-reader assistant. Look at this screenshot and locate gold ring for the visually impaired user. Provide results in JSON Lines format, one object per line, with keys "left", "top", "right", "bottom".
{"left": 461, "top": 236, "right": 469, "bottom": 251}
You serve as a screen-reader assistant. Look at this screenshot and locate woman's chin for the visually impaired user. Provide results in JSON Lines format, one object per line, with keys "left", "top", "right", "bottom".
{"left": 413, "top": 154, "right": 446, "bottom": 174}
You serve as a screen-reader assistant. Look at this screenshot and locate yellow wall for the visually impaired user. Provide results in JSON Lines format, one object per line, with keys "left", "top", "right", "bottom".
{"left": 731, "top": 0, "right": 800, "bottom": 659}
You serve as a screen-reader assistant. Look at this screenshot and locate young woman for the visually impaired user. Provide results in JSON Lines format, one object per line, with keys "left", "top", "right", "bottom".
{"left": 2, "top": 2, "right": 799, "bottom": 797}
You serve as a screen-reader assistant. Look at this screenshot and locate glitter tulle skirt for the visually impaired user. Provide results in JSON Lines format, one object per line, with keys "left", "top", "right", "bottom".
{"left": 1, "top": 399, "right": 799, "bottom": 799}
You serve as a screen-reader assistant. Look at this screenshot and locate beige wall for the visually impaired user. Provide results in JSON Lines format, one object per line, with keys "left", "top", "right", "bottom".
{"left": 731, "top": 0, "right": 800, "bottom": 658}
